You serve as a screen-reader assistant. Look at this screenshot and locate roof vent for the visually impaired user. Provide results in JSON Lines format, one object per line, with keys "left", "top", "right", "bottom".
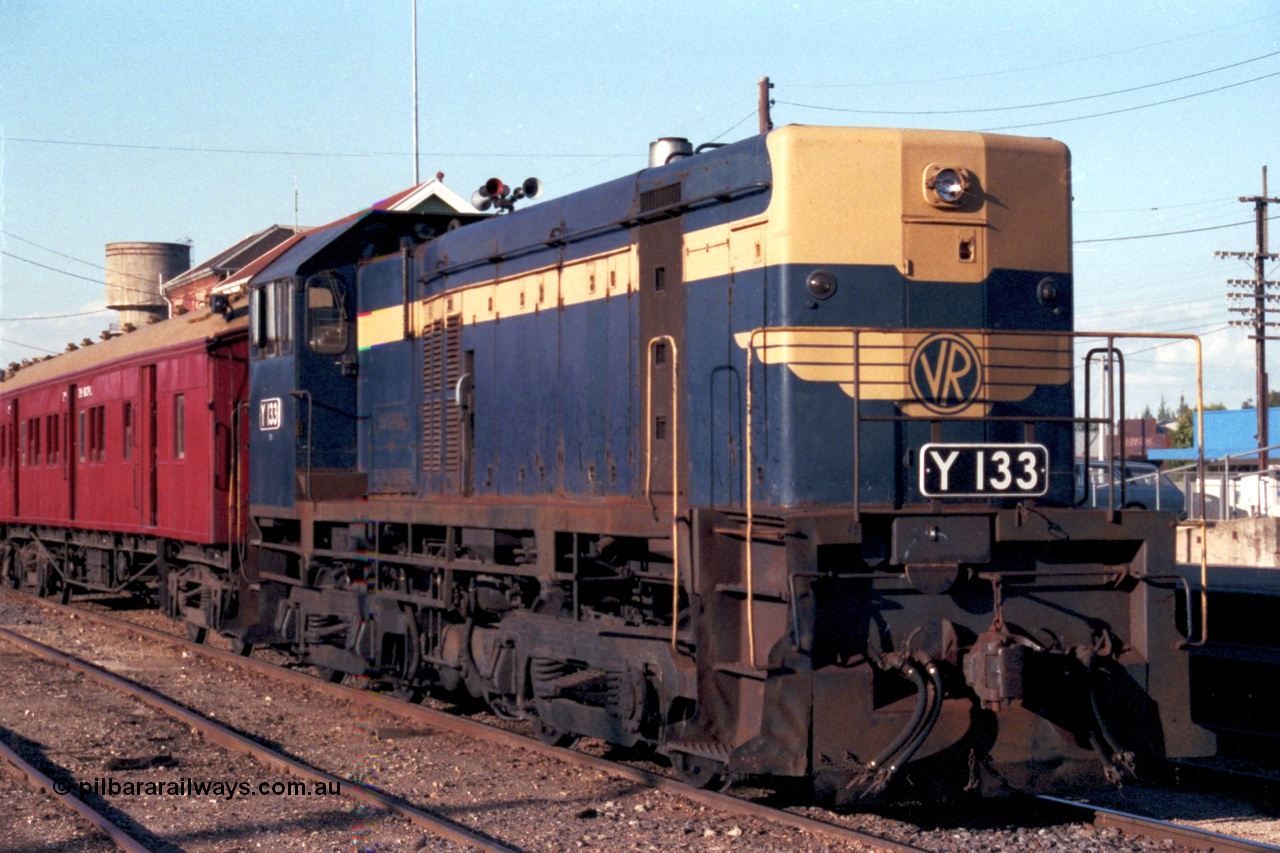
{"left": 649, "top": 137, "right": 693, "bottom": 169}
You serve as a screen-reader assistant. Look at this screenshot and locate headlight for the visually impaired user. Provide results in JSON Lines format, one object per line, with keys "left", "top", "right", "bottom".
{"left": 923, "top": 164, "right": 971, "bottom": 208}
{"left": 934, "top": 170, "right": 966, "bottom": 203}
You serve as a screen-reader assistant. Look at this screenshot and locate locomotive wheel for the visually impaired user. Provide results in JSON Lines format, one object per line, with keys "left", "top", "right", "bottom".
{"left": 186, "top": 623, "right": 208, "bottom": 645}
{"left": 229, "top": 637, "right": 254, "bottom": 657}
{"left": 670, "top": 752, "right": 728, "bottom": 790}
{"left": 535, "top": 717, "right": 580, "bottom": 749}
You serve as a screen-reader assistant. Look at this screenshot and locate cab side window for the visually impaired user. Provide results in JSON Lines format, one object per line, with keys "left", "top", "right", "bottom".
{"left": 251, "top": 278, "right": 294, "bottom": 359}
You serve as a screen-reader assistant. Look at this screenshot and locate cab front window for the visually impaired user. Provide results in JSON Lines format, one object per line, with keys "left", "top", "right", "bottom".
{"left": 305, "top": 272, "right": 347, "bottom": 355}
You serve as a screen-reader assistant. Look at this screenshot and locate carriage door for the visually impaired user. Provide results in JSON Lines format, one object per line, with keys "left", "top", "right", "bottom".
{"left": 65, "top": 384, "right": 76, "bottom": 520}
{"left": 140, "top": 365, "right": 158, "bottom": 526}
{"left": 4, "top": 400, "right": 17, "bottom": 516}
{"left": 637, "top": 216, "right": 685, "bottom": 497}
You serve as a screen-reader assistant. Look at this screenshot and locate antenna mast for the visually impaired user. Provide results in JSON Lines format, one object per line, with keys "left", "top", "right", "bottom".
{"left": 412, "top": 0, "right": 420, "bottom": 184}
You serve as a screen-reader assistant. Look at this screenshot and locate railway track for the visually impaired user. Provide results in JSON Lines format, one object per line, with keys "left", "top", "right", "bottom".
{"left": 1038, "top": 796, "right": 1280, "bottom": 853}
{"left": 1, "top": 593, "right": 918, "bottom": 852}
{"left": 0, "top": 624, "right": 516, "bottom": 853}
{"left": 0, "top": 735, "right": 148, "bottom": 853}
{"left": 6, "top": 591, "right": 1278, "bottom": 852}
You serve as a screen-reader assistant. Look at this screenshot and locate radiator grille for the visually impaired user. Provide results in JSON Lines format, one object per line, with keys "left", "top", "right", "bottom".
{"left": 640, "top": 183, "right": 682, "bottom": 213}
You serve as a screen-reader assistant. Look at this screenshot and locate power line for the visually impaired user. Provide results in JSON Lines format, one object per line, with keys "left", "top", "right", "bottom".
{"left": 783, "top": 12, "right": 1280, "bottom": 89}
{"left": 980, "top": 69, "right": 1280, "bottom": 131}
{"left": 0, "top": 337, "right": 61, "bottom": 356}
{"left": 1077, "top": 198, "right": 1236, "bottom": 214}
{"left": 0, "top": 250, "right": 174, "bottom": 299}
{"left": 3, "top": 136, "right": 633, "bottom": 160}
{"left": 709, "top": 109, "right": 759, "bottom": 143}
{"left": 0, "top": 229, "right": 163, "bottom": 284}
{"left": 1, "top": 250, "right": 104, "bottom": 284}
{"left": 777, "top": 49, "right": 1280, "bottom": 116}
{"left": 0, "top": 308, "right": 112, "bottom": 321}
{"left": 1076, "top": 213, "right": 1280, "bottom": 244}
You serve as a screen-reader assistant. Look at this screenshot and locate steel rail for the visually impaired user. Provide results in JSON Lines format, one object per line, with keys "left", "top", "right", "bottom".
{"left": 0, "top": 625, "right": 518, "bottom": 853}
{"left": 0, "top": 737, "right": 151, "bottom": 853}
{"left": 17, "top": 597, "right": 931, "bottom": 853}
{"left": 1038, "top": 795, "right": 1280, "bottom": 853}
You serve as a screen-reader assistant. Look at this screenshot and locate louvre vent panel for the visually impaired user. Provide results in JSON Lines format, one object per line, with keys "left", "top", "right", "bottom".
{"left": 421, "top": 314, "right": 463, "bottom": 480}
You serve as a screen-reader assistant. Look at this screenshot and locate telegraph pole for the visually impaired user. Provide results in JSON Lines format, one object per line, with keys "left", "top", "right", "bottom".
{"left": 758, "top": 76, "right": 774, "bottom": 134}
{"left": 1219, "top": 167, "right": 1280, "bottom": 472}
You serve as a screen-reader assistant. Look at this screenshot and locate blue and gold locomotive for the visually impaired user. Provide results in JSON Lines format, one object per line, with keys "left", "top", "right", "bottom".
{"left": 236, "top": 125, "right": 1213, "bottom": 799}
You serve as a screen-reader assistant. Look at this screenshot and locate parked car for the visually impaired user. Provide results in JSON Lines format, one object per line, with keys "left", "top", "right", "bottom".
{"left": 1075, "top": 459, "right": 1186, "bottom": 516}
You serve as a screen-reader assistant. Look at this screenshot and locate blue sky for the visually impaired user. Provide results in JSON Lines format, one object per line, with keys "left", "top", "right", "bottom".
{"left": 2, "top": 1, "right": 1278, "bottom": 415}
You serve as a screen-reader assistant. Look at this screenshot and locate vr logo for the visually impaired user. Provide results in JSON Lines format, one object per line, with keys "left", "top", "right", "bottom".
{"left": 909, "top": 333, "right": 982, "bottom": 414}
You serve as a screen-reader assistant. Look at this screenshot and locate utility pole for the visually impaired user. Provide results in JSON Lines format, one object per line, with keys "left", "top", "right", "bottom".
{"left": 1219, "top": 166, "right": 1280, "bottom": 472}
{"left": 758, "top": 76, "right": 774, "bottom": 134}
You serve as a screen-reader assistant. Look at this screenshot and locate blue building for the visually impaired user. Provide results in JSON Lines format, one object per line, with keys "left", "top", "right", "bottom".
{"left": 1149, "top": 407, "right": 1280, "bottom": 466}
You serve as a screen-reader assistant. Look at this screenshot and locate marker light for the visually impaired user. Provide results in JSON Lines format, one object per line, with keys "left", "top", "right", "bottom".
{"left": 807, "top": 270, "right": 837, "bottom": 300}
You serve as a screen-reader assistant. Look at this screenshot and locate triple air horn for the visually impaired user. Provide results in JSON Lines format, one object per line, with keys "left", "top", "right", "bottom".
{"left": 471, "top": 176, "right": 543, "bottom": 213}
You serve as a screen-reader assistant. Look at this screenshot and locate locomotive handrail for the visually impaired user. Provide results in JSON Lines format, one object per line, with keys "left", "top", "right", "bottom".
{"left": 288, "top": 390, "right": 313, "bottom": 501}
{"left": 1076, "top": 330, "right": 1208, "bottom": 648}
{"left": 742, "top": 326, "right": 1210, "bottom": 657}
{"left": 644, "top": 336, "right": 681, "bottom": 651}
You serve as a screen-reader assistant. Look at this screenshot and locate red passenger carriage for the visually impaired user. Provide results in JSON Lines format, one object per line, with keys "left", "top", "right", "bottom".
{"left": 0, "top": 308, "right": 247, "bottom": 615}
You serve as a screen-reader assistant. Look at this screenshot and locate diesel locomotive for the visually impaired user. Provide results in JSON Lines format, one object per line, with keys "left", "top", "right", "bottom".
{"left": 1, "top": 124, "right": 1216, "bottom": 801}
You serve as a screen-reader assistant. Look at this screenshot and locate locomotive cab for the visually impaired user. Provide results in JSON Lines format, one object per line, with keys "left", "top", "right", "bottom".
{"left": 247, "top": 212, "right": 458, "bottom": 512}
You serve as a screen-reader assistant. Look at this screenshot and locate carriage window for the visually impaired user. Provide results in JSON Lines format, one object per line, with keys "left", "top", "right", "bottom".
{"left": 306, "top": 273, "right": 347, "bottom": 355}
{"left": 46, "top": 415, "right": 59, "bottom": 465}
{"left": 30, "top": 417, "right": 40, "bottom": 465}
{"left": 173, "top": 394, "right": 186, "bottom": 459}
{"left": 86, "top": 406, "right": 106, "bottom": 462}
{"left": 123, "top": 402, "right": 134, "bottom": 459}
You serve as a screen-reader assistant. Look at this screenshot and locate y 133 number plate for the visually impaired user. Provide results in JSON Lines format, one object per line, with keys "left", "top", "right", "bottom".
{"left": 919, "top": 443, "right": 1049, "bottom": 498}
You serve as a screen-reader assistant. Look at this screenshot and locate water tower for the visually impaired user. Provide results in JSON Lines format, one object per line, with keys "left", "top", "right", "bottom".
{"left": 105, "top": 241, "right": 191, "bottom": 328}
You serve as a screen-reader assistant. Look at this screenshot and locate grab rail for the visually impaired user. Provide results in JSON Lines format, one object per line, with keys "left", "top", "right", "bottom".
{"left": 644, "top": 336, "right": 680, "bottom": 651}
